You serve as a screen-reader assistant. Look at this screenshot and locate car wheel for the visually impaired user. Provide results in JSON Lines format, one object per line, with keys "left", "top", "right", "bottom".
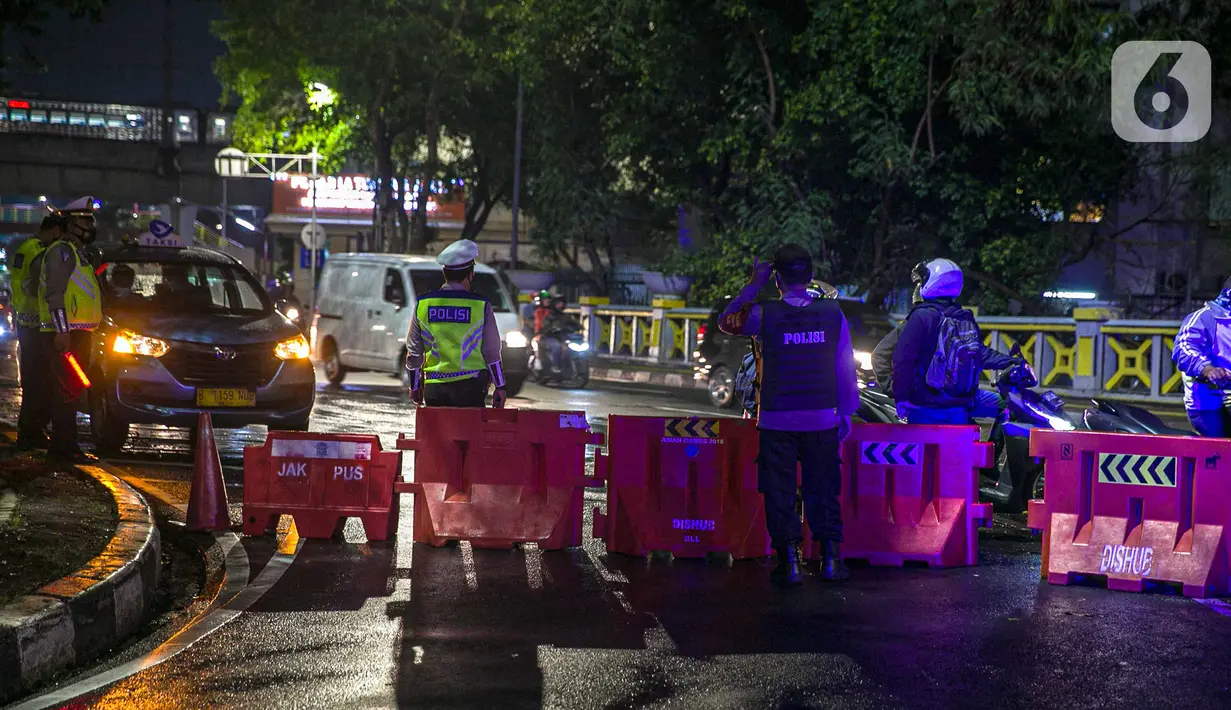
{"left": 322, "top": 338, "right": 347, "bottom": 385}
{"left": 89, "top": 390, "right": 128, "bottom": 457}
{"left": 505, "top": 375, "right": 526, "bottom": 398}
{"left": 708, "top": 366, "right": 735, "bottom": 409}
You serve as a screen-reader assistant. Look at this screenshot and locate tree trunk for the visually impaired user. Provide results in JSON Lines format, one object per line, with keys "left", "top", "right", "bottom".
{"left": 409, "top": 95, "right": 439, "bottom": 254}
{"left": 371, "top": 106, "right": 397, "bottom": 253}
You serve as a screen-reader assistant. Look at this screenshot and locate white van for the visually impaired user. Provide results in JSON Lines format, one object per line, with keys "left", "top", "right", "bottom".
{"left": 311, "top": 254, "right": 530, "bottom": 395}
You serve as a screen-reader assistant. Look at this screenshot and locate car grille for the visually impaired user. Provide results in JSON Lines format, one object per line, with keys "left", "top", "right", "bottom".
{"left": 161, "top": 341, "right": 280, "bottom": 387}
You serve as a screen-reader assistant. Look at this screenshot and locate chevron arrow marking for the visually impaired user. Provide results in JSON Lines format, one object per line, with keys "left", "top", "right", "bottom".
{"left": 1097, "top": 453, "right": 1178, "bottom": 487}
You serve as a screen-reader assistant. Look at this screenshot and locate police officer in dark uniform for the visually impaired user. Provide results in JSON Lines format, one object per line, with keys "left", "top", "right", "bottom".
{"left": 9, "top": 217, "right": 59, "bottom": 450}
{"left": 405, "top": 239, "right": 507, "bottom": 408}
{"left": 718, "top": 245, "right": 859, "bottom": 586}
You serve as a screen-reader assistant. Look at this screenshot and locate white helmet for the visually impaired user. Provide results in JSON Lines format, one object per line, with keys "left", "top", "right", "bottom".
{"left": 912, "top": 258, "right": 963, "bottom": 299}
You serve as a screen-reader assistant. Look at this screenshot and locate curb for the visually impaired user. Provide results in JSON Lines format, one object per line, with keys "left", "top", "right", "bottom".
{"left": 589, "top": 365, "right": 706, "bottom": 390}
{"left": 0, "top": 464, "right": 161, "bottom": 704}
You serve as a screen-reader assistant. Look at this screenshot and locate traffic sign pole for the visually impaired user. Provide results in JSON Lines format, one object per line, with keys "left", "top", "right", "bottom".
{"left": 310, "top": 151, "right": 318, "bottom": 320}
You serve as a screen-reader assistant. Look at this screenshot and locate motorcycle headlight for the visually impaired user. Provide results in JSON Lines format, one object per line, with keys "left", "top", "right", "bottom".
{"left": 854, "top": 350, "right": 873, "bottom": 371}
{"left": 567, "top": 340, "right": 590, "bottom": 352}
{"left": 275, "top": 334, "right": 311, "bottom": 360}
{"left": 284, "top": 307, "right": 300, "bottom": 322}
{"left": 113, "top": 330, "right": 170, "bottom": 358}
{"left": 505, "top": 330, "right": 529, "bottom": 348}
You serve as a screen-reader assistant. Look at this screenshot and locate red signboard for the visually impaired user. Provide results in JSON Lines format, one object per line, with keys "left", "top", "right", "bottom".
{"left": 270, "top": 173, "right": 466, "bottom": 223}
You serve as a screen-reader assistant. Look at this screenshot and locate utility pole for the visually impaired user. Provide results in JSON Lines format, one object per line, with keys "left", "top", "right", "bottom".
{"left": 510, "top": 75, "right": 524, "bottom": 269}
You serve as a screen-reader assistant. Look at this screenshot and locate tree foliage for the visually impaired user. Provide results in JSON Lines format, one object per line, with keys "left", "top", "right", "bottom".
{"left": 0, "top": 0, "right": 109, "bottom": 81}
{"left": 215, "top": 0, "right": 517, "bottom": 254}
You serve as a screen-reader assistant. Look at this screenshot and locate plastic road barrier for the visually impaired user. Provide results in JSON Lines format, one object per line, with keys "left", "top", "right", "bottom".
{"left": 395, "top": 408, "right": 601, "bottom": 549}
{"left": 804, "top": 423, "right": 994, "bottom": 567}
{"left": 242, "top": 432, "right": 402, "bottom": 540}
{"left": 594, "top": 415, "right": 770, "bottom": 559}
{"left": 1028, "top": 429, "right": 1231, "bottom": 598}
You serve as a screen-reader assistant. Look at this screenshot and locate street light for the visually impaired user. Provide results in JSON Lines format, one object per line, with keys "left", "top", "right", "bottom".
{"left": 213, "top": 146, "right": 322, "bottom": 319}
{"left": 308, "top": 82, "right": 336, "bottom": 110}
{"left": 213, "top": 146, "right": 247, "bottom": 243}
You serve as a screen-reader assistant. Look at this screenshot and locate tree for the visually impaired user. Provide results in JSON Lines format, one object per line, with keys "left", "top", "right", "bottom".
{"left": 215, "top": 0, "right": 518, "bottom": 254}
{"left": 0, "top": 0, "right": 109, "bottom": 83}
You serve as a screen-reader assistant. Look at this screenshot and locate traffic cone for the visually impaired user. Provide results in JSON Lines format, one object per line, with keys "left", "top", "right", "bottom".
{"left": 186, "top": 412, "right": 230, "bottom": 531}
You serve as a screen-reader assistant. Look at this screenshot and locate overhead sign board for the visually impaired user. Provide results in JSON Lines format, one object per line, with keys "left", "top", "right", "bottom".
{"left": 271, "top": 173, "right": 466, "bottom": 223}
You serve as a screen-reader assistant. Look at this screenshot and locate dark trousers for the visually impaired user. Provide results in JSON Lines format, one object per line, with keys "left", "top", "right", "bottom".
{"left": 16, "top": 323, "right": 52, "bottom": 440}
{"left": 757, "top": 428, "right": 843, "bottom": 547}
{"left": 45, "top": 331, "right": 91, "bottom": 452}
{"left": 1188, "top": 409, "right": 1230, "bottom": 437}
{"left": 424, "top": 374, "right": 488, "bottom": 408}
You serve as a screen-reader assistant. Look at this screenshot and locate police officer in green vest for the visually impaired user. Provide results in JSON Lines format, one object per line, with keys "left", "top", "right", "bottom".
{"left": 9, "top": 216, "right": 60, "bottom": 450}
{"left": 404, "top": 239, "right": 507, "bottom": 408}
{"left": 38, "top": 197, "right": 103, "bottom": 460}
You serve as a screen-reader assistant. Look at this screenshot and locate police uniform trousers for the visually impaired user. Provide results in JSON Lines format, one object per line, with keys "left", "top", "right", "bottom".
{"left": 424, "top": 372, "right": 490, "bottom": 408}
{"left": 16, "top": 323, "right": 52, "bottom": 441}
{"left": 42, "top": 331, "right": 92, "bottom": 452}
{"left": 757, "top": 428, "right": 843, "bottom": 547}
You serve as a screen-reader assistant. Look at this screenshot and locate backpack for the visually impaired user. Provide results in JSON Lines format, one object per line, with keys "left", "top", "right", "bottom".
{"left": 734, "top": 350, "right": 758, "bottom": 415}
{"left": 924, "top": 305, "right": 982, "bottom": 397}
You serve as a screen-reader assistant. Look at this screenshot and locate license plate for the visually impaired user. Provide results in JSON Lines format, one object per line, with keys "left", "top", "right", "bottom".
{"left": 196, "top": 388, "right": 256, "bottom": 407}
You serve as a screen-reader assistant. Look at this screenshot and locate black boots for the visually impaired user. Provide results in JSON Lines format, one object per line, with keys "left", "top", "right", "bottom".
{"left": 771, "top": 544, "right": 803, "bottom": 586}
{"left": 819, "top": 541, "right": 850, "bottom": 581}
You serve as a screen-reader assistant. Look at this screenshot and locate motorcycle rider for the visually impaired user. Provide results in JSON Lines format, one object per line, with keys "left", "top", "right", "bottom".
{"left": 539, "top": 294, "right": 573, "bottom": 377}
{"left": 882, "top": 259, "right": 1019, "bottom": 424}
{"left": 1173, "top": 278, "right": 1231, "bottom": 436}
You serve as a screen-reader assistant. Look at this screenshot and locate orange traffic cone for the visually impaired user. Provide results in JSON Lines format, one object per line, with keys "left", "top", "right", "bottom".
{"left": 186, "top": 412, "right": 230, "bottom": 531}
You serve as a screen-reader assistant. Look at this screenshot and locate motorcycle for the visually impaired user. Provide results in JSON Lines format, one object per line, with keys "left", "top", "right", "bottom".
{"left": 276, "top": 298, "right": 309, "bottom": 336}
{"left": 854, "top": 344, "right": 1076, "bottom": 512}
{"left": 1083, "top": 398, "right": 1195, "bottom": 436}
{"left": 529, "top": 325, "right": 590, "bottom": 389}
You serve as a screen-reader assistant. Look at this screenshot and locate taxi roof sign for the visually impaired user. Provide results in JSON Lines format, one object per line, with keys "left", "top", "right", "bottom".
{"left": 137, "top": 220, "right": 186, "bottom": 248}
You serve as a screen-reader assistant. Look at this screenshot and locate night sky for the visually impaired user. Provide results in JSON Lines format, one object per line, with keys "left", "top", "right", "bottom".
{"left": 2, "top": 0, "right": 227, "bottom": 110}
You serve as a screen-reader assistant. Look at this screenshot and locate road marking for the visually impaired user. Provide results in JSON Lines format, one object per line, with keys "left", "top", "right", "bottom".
{"left": 0, "top": 488, "right": 16, "bottom": 526}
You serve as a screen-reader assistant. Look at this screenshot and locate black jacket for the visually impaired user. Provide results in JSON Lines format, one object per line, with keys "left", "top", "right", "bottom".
{"left": 885, "top": 299, "right": 1017, "bottom": 407}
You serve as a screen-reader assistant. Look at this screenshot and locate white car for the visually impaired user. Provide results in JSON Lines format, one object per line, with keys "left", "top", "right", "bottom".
{"left": 311, "top": 253, "right": 529, "bottom": 396}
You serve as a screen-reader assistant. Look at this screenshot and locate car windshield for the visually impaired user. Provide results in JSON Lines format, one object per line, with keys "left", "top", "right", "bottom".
{"left": 100, "top": 260, "right": 272, "bottom": 315}
{"left": 409, "top": 270, "right": 513, "bottom": 313}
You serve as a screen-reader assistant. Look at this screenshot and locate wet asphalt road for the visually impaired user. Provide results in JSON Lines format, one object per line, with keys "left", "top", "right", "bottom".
{"left": 3, "top": 358, "right": 1231, "bottom": 708}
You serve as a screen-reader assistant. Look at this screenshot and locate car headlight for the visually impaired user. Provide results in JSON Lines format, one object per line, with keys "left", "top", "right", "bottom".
{"left": 113, "top": 330, "right": 170, "bottom": 358}
{"left": 504, "top": 330, "right": 529, "bottom": 348}
{"left": 854, "top": 350, "right": 873, "bottom": 371}
{"left": 567, "top": 340, "right": 589, "bottom": 352}
{"left": 275, "top": 334, "right": 311, "bottom": 360}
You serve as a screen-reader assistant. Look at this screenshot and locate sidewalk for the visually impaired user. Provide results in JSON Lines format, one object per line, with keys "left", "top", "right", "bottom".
{"left": 0, "top": 438, "right": 161, "bottom": 704}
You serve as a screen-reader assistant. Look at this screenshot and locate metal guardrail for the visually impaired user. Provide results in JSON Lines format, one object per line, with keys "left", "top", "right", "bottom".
{"left": 558, "top": 302, "right": 1192, "bottom": 403}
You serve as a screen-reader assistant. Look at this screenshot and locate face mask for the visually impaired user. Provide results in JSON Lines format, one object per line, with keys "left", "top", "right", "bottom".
{"left": 68, "top": 218, "right": 97, "bottom": 244}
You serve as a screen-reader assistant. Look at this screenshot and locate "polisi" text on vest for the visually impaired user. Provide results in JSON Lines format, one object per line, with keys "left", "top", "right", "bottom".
{"left": 783, "top": 331, "right": 825, "bottom": 345}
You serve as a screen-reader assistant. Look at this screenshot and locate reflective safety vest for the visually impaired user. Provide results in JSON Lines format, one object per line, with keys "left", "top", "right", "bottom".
{"left": 416, "top": 289, "right": 490, "bottom": 383}
{"left": 38, "top": 240, "right": 101, "bottom": 333}
{"left": 8, "top": 237, "right": 46, "bottom": 326}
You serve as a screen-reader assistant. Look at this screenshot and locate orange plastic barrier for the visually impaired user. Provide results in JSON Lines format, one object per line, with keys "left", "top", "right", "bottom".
{"left": 803, "top": 423, "right": 994, "bottom": 567}
{"left": 1028, "top": 429, "right": 1231, "bottom": 598}
{"left": 395, "top": 408, "right": 601, "bottom": 549}
{"left": 242, "top": 432, "right": 402, "bottom": 540}
{"left": 593, "top": 415, "right": 769, "bottom": 559}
